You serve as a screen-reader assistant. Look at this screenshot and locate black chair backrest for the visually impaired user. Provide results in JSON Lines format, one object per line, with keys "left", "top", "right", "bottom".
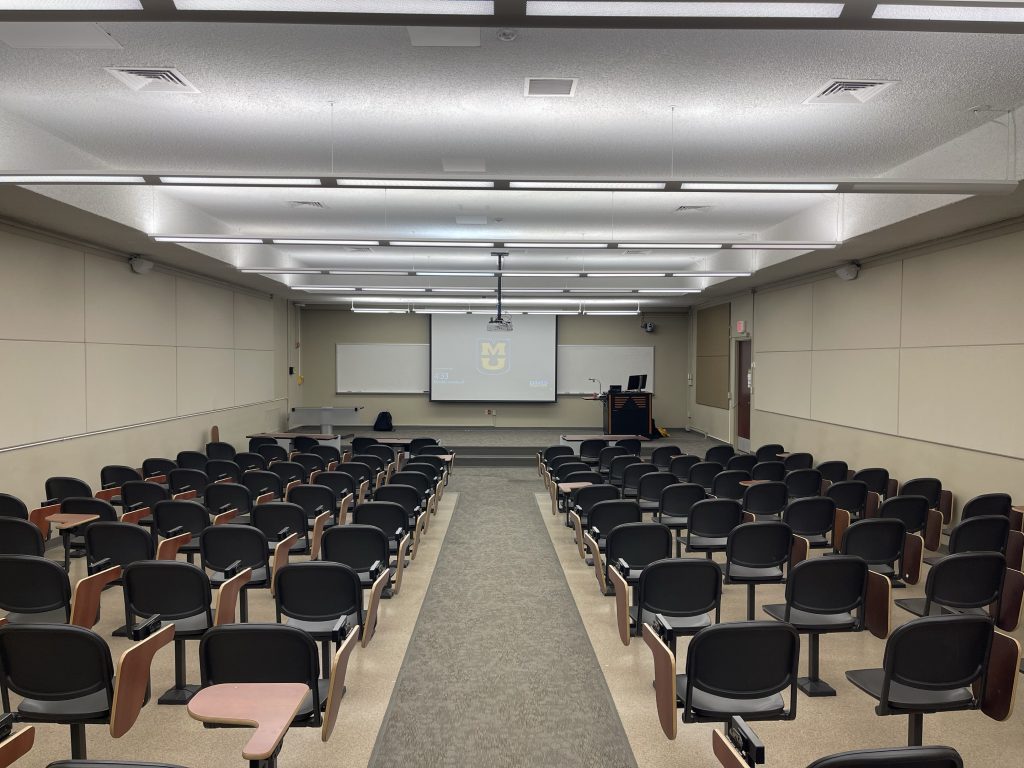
{"left": 880, "top": 495, "right": 930, "bottom": 533}
{"left": 606, "top": 522, "right": 672, "bottom": 568}
{"left": 352, "top": 501, "right": 407, "bottom": 540}
{"left": 961, "top": 492, "right": 1012, "bottom": 520}
{"left": 816, "top": 460, "right": 849, "bottom": 484}
{"left": 639, "top": 558, "right": 722, "bottom": 618}
{"left": 234, "top": 452, "right": 267, "bottom": 473}
{"left": 785, "top": 469, "right": 822, "bottom": 499}
{"left": 608, "top": 455, "right": 638, "bottom": 484}
{"left": 754, "top": 444, "right": 784, "bottom": 462}
{"left": 205, "top": 483, "right": 254, "bottom": 517}
{"left": 153, "top": 499, "right": 210, "bottom": 538}
{"left": 743, "top": 481, "right": 788, "bottom": 517}
{"left": 45, "top": 476, "right": 92, "bottom": 504}
{"left": 575, "top": 485, "right": 620, "bottom": 516}
{"left": 121, "top": 480, "right": 168, "bottom": 513}
{"left": 242, "top": 470, "right": 283, "bottom": 500}
{"left": 0, "top": 494, "right": 28, "bottom": 520}
{"left": 352, "top": 436, "right": 380, "bottom": 454}
{"left": 553, "top": 462, "right": 591, "bottom": 482}
{"left": 548, "top": 454, "right": 580, "bottom": 473}
{"left": 141, "top": 458, "right": 176, "bottom": 478}
{"left": 288, "top": 484, "right": 337, "bottom": 521}
{"left": 0, "top": 623, "right": 114, "bottom": 707}
{"left": 85, "top": 521, "right": 154, "bottom": 568}
{"left": 0, "top": 518, "right": 44, "bottom": 556}
{"left": 100, "top": 465, "right": 141, "bottom": 489}
{"left": 351, "top": 454, "right": 386, "bottom": 474}
{"left": 364, "top": 444, "right": 397, "bottom": 463}
{"left": 784, "top": 452, "right": 814, "bottom": 471}
{"left": 123, "top": 560, "right": 212, "bottom": 622}
{"left": 650, "top": 445, "right": 681, "bottom": 470}
{"left": 900, "top": 478, "right": 942, "bottom": 508}
{"left": 269, "top": 461, "right": 304, "bottom": 486}
{"left": 615, "top": 438, "right": 642, "bottom": 454}
{"left": 878, "top": 614, "right": 992, "bottom": 712}
{"left": 588, "top": 500, "right": 642, "bottom": 535}
{"left": 310, "top": 444, "right": 343, "bottom": 466}
{"left": 411, "top": 455, "right": 445, "bottom": 474}
{"left": 726, "top": 522, "right": 792, "bottom": 572}
{"left": 205, "top": 460, "right": 241, "bottom": 484}
{"left": 199, "top": 525, "right": 268, "bottom": 574}
{"left": 257, "top": 444, "right": 289, "bottom": 464}
{"left": 292, "top": 436, "right": 319, "bottom": 454}
{"left": 785, "top": 555, "right": 868, "bottom": 618}
{"left": 688, "top": 498, "right": 744, "bottom": 539}
{"left": 543, "top": 445, "right": 574, "bottom": 463}
{"left": 622, "top": 463, "right": 658, "bottom": 488}
{"left": 711, "top": 470, "right": 750, "bottom": 501}
{"left": 925, "top": 552, "right": 1005, "bottom": 611}
{"left": 373, "top": 484, "right": 421, "bottom": 515}
{"left": 198, "top": 624, "right": 320, "bottom": 725}
{"left": 205, "top": 441, "right": 236, "bottom": 460}
{"left": 565, "top": 471, "right": 603, "bottom": 486}
{"left": 61, "top": 496, "right": 117, "bottom": 522}
{"left": 248, "top": 436, "right": 277, "bottom": 452}
{"left": 827, "top": 480, "right": 869, "bottom": 516}
{"left": 683, "top": 621, "right": 798, "bottom": 718}
{"left": 176, "top": 451, "right": 208, "bottom": 471}
{"left": 726, "top": 454, "right": 757, "bottom": 473}
{"left": 390, "top": 471, "right": 430, "bottom": 497}
{"left": 252, "top": 502, "right": 309, "bottom": 548}
{"left": 598, "top": 446, "right": 628, "bottom": 472}
{"left": 403, "top": 461, "right": 440, "bottom": 483}
{"left": 669, "top": 454, "right": 700, "bottom": 481}
{"left": 336, "top": 462, "right": 371, "bottom": 486}
{"left": 409, "top": 437, "right": 439, "bottom": 455}
{"left": 751, "top": 461, "right": 786, "bottom": 482}
{"left": 948, "top": 515, "right": 1010, "bottom": 555}
{"left": 321, "top": 524, "right": 388, "bottom": 571}
{"left": 580, "top": 439, "right": 608, "bottom": 462}
{"left": 292, "top": 453, "right": 326, "bottom": 479}
{"left": 659, "top": 483, "right": 706, "bottom": 520}
{"left": 687, "top": 461, "right": 722, "bottom": 490}
{"left": 0, "top": 555, "right": 70, "bottom": 619}
{"left": 275, "top": 561, "right": 362, "bottom": 627}
{"left": 783, "top": 496, "right": 836, "bottom": 538}
{"left": 310, "top": 471, "right": 357, "bottom": 500}
{"left": 841, "top": 518, "right": 906, "bottom": 565}
{"left": 168, "top": 468, "right": 209, "bottom": 495}
{"left": 852, "top": 467, "right": 890, "bottom": 496}
{"left": 704, "top": 444, "right": 735, "bottom": 465}
{"left": 805, "top": 746, "right": 963, "bottom": 768}
{"left": 637, "top": 472, "right": 676, "bottom": 501}
{"left": 418, "top": 445, "right": 451, "bottom": 458}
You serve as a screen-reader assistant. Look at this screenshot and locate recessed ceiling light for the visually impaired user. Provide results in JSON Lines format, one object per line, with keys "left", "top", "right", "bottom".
{"left": 173, "top": 1, "right": 494, "bottom": 13}
{"left": 585, "top": 310, "right": 641, "bottom": 315}
{"left": 637, "top": 288, "right": 702, "bottom": 293}
{"left": 525, "top": 311, "right": 581, "bottom": 315}
{"left": 874, "top": 4, "right": 1024, "bottom": 22}
{"left": 508, "top": 181, "right": 666, "bottom": 190}
{"left": 680, "top": 182, "right": 839, "bottom": 191}
{"left": 328, "top": 270, "right": 406, "bottom": 276}
{"left": 671, "top": 272, "right": 753, "bottom": 278}
{"left": 616, "top": 243, "right": 722, "bottom": 249}
{"left": 295, "top": 286, "right": 358, "bottom": 292}
{"left": 239, "top": 268, "right": 323, "bottom": 274}
{"left": 503, "top": 288, "right": 568, "bottom": 293}
{"left": 272, "top": 239, "right": 379, "bottom": 246}
{"left": 732, "top": 243, "right": 838, "bottom": 250}
{"left": 504, "top": 242, "right": 609, "bottom": 248}
{"left": 586, "top": 272, "right": 667, "bottom": 278}
{"left": 351, "top": 308, "right": 410, "bottom": 314}
{"left": 503, "top": 272, "right": 582, "bottom": 277}
{"left": 159, "top": 176, "right": 321, "bottom": 186}
{"left": 417, "top": 271, "right": 495, "bottom": 277}
{"left": 153, "top": 236, "right": 264, "bottom": 244}
{"left": 336, "top": 178, "right": 494, "bottom": 188}
{"left": 413, "top": 309, "right": 471, "bottom": 314}
{"left": 0, "top": 174, "right": 145, "bottom": 183}
{"left": 0, "top": 1, "right": 141, "bottom": 7}
{"left": 391, "top": 241, "right": 495, "bottom": 247}
{"left": 526, "top": 2, "right": 843, "bottom": 18}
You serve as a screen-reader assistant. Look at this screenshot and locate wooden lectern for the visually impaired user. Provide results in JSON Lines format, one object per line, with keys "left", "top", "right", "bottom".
{"left": 604, "top": 391, "right": 652, "bottom": 435}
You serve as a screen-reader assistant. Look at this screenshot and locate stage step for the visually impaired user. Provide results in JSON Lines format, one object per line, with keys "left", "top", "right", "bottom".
{"left": 444, "top": 445, "right": 538, "bottom": 468}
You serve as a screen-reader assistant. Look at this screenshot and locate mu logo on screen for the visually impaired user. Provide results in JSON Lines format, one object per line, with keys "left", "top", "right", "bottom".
{"left": 477, "top": 340, "right": 510, "bottom": 375}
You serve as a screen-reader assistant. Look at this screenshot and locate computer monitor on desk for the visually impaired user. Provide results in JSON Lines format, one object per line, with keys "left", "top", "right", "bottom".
{"left": 627, "top": 374, "right": 647, "bottom": 391}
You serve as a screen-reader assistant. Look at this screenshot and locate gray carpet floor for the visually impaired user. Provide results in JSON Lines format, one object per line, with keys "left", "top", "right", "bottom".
{"left": 367, "top": 467, "right": 639, "bottom": 768}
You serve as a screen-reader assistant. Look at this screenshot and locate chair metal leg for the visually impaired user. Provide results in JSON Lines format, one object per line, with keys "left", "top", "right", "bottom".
{"left": 908, "top": 713, "right": 924, "bottom": 747}
{"left": 158, "top": 637, "right": 200, "bottom": 704}
{"left": 746, "top": 585, "right": 756, "bottom": 621}
{"left": 70, "top": 723, "right": 87, "bottom": 760}
{"left": 321, "top": 639, "right": 331, "bottom": 678}
{"left": 240, "top": 588, "right": 249, "bottom": 623}
{"left": 797, "top": 634, "right": 836, "bottom": 697}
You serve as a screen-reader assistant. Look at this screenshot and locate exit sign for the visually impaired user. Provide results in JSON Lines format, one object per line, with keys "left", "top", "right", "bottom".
{"left": 736, "top": 320, "right": 746, "bottom": 333}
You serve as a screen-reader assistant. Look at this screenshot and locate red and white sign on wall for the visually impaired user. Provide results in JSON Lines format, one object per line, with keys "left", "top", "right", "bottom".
{"left": 735, "top": 320, "right": 746, "bottom": 334}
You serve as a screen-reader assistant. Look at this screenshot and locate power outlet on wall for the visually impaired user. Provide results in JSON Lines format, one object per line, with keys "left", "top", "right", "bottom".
{"left": 485, "top": 408, "right": 497, "bottom": 416}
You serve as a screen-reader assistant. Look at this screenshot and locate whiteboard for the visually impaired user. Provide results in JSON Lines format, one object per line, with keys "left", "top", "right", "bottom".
{"left": 557, "top": 345, "right": 654, "bottom": 394}
{"left": 336, "top": 343, "right": 429, "bottom": 394}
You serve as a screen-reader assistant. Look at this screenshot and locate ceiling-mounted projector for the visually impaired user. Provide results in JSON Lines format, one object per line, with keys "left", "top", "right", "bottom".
{"left": 487, "top": 315, "right": 514, "bottom": 332}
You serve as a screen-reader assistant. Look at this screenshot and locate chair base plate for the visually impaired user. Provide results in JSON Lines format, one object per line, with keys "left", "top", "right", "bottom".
{"left": 158, "top": 684, "right": 201, "bottom": 705}
{"left": 111, "top": 623, "right": 129, "bottom": 638}
{"left": 797, "top": 677, "right": 836, "bottom": 697}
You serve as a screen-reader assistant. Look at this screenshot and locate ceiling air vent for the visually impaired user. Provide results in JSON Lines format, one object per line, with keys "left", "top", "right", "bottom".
{"left": 805, "top": 80, "right": 896, "bottom": 104}
{"left": 287, "top": 201, "right": 326, "bottom": 209}
{"left": 345, "top": 247, "right": 374, "bottom": 253}
{"left": 524, "top": 77, "right": 578, "bottom": 97}
{"left": 674, "top": 205, "right": 712, "bottom": 213}
{"left": 106, "top": 67, "right": 200, "bottom": 93}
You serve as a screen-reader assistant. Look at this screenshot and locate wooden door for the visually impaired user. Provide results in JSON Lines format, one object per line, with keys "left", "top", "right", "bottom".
{"left": 736, "top": 340, "right": 752, "bottom": 441}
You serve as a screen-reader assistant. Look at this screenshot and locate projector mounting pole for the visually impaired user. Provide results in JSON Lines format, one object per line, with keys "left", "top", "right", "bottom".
{"left": 495, "top": 251, "right": 506, "bottom": 319}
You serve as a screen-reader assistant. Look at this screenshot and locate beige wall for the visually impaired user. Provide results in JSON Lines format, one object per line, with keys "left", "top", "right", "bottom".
{"left": 298, "top": 309, "right": 690, "bottom": 428}
{"left": 749, "top": 227, "right": 1024, "bottom": 508}
{"left": 0, "top": 225, "right": 287, "bottom": 504}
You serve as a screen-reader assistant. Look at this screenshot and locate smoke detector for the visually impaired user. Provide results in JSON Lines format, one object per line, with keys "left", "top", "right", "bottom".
{"left": 497, "top": 28, "right": 518, "bottom": 42}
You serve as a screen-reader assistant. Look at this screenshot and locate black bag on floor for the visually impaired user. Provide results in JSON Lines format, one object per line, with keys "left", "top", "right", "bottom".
{"left": 373, "top": 410, "right": 394, "bottom": 432}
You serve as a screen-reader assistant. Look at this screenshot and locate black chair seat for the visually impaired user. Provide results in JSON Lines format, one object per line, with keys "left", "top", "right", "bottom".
{"left": 803, "top": 533, "right": 830, "bottom": 548}
{"left": 868, "top": 563, "right": 896, "bottom": 578}
{"left": 893, "top": 598, "right": 987, "bottom": 619}
{"left": 4, "top": 607, "right": 68, "bottom": 624}
{"left": 727, "top": 564, "right": 784, "bottom": 582}
{"left": 209, "top": 566, "right": 268, "bottom": 587}
{"left": 659, "top": 516, "right": 688, "bottom": 529}
{"left": 286, "top": 614, "right": 356, "bottom": 638}
{"left": 620, "top": 567, "right": 645, "bottom": 586}
{"left": 675, "top": 674, "right": 785, "bottom": 718}
{"left": 763, "top": 604, "right": 856, "bottom": 631}
{"left": 634, "top": 608, "right": 710, "bottom": 632}
{"left": 18, "top": 689, "right": 111, "bottom": 720}
{"left": 266, "top": 539, "right": 307, "bottom": 555}
{"left": 845, "top": 668, "right": 973, "bottom": 711}
{"left": 687, "top": 534, "right": 726, "bottom": 549}
{"left": 295, "top": 678, "right": 331, "bottom": 721}
{"left": 638, "top": 499, "right": 659, "bottom": 511}
{"left": 167, "top": 612, "right": 212, "bottom": 637}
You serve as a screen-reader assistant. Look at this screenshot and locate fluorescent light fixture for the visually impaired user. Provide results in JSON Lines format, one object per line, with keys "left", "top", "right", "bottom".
{"left": 272, "top": 239, "right": 379, "bottom": 246}
{"left": 153, "top": 236, "right": 264, "bottom": 244}
{"left": 239, "top": 268, "right": 323, "bottom": 274}
{"left": 430, "top": 288, "right": 496, "bottom": 293}
{"left": 337, "top": 178, "right": 494, "bottom": 188}
{"left": 328, "top": 270, "right": 407, "bottom": 276}
{"left": 617, "top": 243, "right": 722, "bottom": 249}
{"left": 417, "top": 271, "right": 495, "bottom": 277}
{"left": 351, "top": 308, "right": 409, "bottom": 314}
{"left": 671, "top": 272, "right": 752, "bottom": 277}
{"left": 391, "top": 241, "right": 495, "bottom": 248}
{"left": 680, "top": 181, "right": 838, "bottom": 191}
{"left": 358, "top": 287, "right": 493, "bottom": 293}
{"left": 508, "top": 181, "right": 666, "bottom": 190}
{"left": 526, "top": 2, "right": 843, "bottom": 18}
{"left": 294, "top": 286, "right": 357, "bottom": 292}
{"left": 413, "top": 309, "right": 470, "bottom": 314}
{"left": 353, "top": 295, "right": 636, "bottom": 306}
{"left": 159, "top": 176, "right": 320, "bottom": 186}
{"left": 732, "top": 243, "right": 838, "bottom": 250}
{"left": 637, "top": 288, "right": 702, "bottom": 294}
{"left": 585, "top": 310, "right": 642, "bottom": 315}
{"left": 503, "top": 288, "right": 568, "bottom": 293}
{"left": 525, "top": 310, "right": 581, "bottom": 315}
{"left": 874, "top": 4, "right": 1024, "bottom": 22}
{"left": 0, "top": 1, "right": 142, "bottom": 8}
{"left": 586, "top": 272, "right": 667, "bottom": 278}
{"left": 504, "top": 242, "right": 609, "bottom": 249}
{"left": 173, "top": 1, "right": 494, "bottom": 14}
{"left": 502, "top": 272, "right": 582, "bottom": 278}
{"left": 0, "top": 174, "right": 145, "bottom": 184}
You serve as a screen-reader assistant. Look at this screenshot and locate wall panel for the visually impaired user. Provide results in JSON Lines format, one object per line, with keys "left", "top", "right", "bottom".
{"left": 810, "top": 348, "right": 899, "bottom": 433}
{"left": 753, "top": 351, "right": 811, "bottom": 418}
{"left": 85, "top": 344, "right": 177, "bottom": 430}
{"left": 812, "top": 262, "right": 901, "bottom": 350}
{"left": 0, "top": 229, "right": 84, "bottom": 342}
{"left": 0, "top": 340, "right": 86, "bottom": 447}
{"left": 84, "top": 254, "right": 177, "bottom": 346}
{"left": 753, "top": 284, "right": 812, "bottom": 353}
{"left": 235, "top": 350, "right": 275, "bottom": 405}
{"left": 234, "top": 293, "right": 275, "bottom": 350}
{"left": 176, "top": 279, "right": 234, "bottom": 349}
{"left": 178, "top": 347, "right": 235, "bottom": 416}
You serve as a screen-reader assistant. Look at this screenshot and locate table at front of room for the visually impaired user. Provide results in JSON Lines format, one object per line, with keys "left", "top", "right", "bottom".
{"left": 246, "top": 432, "right": 352, "bottom": 452}
{"left": 559, "top": 434, "right": 650, "bottom": 452}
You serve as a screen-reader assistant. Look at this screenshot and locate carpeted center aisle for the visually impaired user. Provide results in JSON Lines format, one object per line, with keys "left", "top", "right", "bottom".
{"left": 368, "top": 467, "right": 638, "bottom": 768}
